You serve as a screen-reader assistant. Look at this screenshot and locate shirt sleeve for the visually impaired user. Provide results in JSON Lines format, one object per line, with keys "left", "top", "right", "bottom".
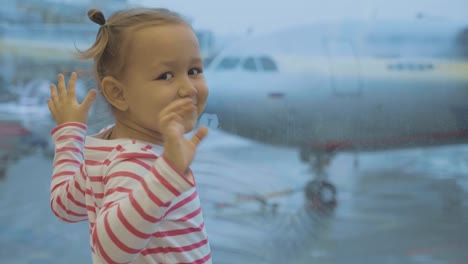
{"left": 49, "top": 122, "right": 88, "bottom": 223}
{"left": 91, "top": 146, "right": 195, "bottom": 263}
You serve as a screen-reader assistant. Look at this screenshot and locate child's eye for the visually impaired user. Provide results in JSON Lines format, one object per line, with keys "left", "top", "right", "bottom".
{"left": 157, "top": 72, "right": 174, "bottom": 80}
{"left": 188, "top": 68, "right": 203, "bottom": 75}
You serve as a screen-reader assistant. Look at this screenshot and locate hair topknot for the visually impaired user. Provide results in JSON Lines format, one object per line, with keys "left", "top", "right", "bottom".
{"left": 77, "top": 7, "right": 190, "bottom": 89}
{"left": 88, "top": 9, "right": 106, "bottom": 26}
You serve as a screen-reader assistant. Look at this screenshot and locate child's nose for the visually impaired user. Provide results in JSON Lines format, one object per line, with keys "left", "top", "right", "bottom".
{"left": 178, "top": 78, "right": 197, "bottom": 98}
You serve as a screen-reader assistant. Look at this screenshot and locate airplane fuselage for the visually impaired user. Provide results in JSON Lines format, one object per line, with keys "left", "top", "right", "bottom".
{"left": 204, "top": 19, "right": 468, "bottom": 153}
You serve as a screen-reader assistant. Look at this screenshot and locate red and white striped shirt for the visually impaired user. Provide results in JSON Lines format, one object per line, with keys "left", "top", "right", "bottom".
{"left": 50, "top": 122, "right": 211, "bottom": 264}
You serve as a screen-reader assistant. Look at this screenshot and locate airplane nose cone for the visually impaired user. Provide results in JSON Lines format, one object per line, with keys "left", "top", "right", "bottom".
{"left": 203, "top": 92, "right": 218, "bottom": 115}
{"left": 199, "top": 96, "right": 220, "bottom": 129}
{"left": 203, "top": 68, "right": 226, "bottom": 113}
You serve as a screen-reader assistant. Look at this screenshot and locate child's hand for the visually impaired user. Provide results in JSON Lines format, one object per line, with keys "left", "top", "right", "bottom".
{"left": 48, "top": 72, "right": 98, "bottom": 125}
{"left": 160, "top": 98, "right": 208, "bottom": 175}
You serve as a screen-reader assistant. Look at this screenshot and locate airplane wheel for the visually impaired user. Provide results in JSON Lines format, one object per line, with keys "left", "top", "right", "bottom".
{"left": 304, "top": 180, "right": 337, "bottom": 209}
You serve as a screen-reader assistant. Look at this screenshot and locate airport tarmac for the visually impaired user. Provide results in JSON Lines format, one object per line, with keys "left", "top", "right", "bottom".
{"left": 0, "top": 128, "right": 467, "bottom": 264}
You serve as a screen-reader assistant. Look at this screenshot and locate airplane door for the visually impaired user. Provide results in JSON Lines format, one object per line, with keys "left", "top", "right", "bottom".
{"left": 326, "top": 40, "right": 362, "bottom": 96}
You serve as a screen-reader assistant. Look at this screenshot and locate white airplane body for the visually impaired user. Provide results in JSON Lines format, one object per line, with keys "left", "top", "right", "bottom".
{"left": 203, "top": 18, "right": 468, "bottom": 207}
{"left": 205, "top": 19, "right": 468, "bottom": 152}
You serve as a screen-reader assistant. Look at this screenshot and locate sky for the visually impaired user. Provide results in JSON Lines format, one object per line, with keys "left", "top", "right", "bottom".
{"left": 127, "top": 0, "right": 468, "bottom": 35}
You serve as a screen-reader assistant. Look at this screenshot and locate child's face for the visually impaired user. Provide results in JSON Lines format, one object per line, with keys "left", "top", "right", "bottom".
{"left": 120, "top": 24, "right": 208, "bottom": 135}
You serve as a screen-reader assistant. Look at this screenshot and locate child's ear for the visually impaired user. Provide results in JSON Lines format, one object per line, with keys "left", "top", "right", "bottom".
{"left": 100, "top": 76, "right": 128, "bottom": 111}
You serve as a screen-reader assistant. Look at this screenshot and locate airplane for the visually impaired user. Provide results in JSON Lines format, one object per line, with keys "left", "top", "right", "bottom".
{"left": 201, "top": 17, "right": 468, "bottom": 209}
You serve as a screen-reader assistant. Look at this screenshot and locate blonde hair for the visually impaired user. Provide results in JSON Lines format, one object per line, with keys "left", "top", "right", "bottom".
{"left": 77, "top": 8, "right": 190, "bottom": 85}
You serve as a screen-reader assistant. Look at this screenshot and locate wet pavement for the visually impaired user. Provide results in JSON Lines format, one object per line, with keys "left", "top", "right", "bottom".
{"left": 1, "top": 129, "right": 467, "bottom": 264}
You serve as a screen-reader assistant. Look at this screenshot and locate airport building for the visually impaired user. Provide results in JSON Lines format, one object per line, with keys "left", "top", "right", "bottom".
{"left": 0, "top": 0, "right": 220, "bottom": 90}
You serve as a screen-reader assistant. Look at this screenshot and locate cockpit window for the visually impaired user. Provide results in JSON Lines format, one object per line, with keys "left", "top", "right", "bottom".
{"left": 215, "top": 56, "right": 278, "bottom": 72}
{"left": 259, "top": 56, "right": 278, "bottom": 72}
{"left": 242, "top": 57, "right": 257, "bottom": 72}
{"left": 216, "top": 57, "right": 241, "bottom": 70}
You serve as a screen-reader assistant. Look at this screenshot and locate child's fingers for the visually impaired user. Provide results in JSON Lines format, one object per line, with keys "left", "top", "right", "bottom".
{"left": 162, "top": 105, "right": 195, "bottom": 127}
{"left": 160, "top": 112, "right": 185, "bottom": 138}
{"left": 50, "top": 84, "right": 58, "bottom": 104}
{"left": 81, "top": 89, "right": 98, "bottom": 111}
{"left": 190, "top": 126, "right": 208, "bottom": 147}
{"left": 160, "top": 112, "right": 182, "bottom": 127}
{"left": 47, "top": 99, "right": 54, "bottom": 112}
{"left": 168, "top": 101, "right": 197, "bottom": 120}
{"left": 57, "top": 74, "right": 67, "bottom": 99}
{"left": 160, "top": 98, "right": 193, "bottom": 117}
{"left": 67, "top": 72, "right": 77, "bottom": 99}
{"left": 159, "top": 103, "right": 196, "bottom": 135}
{"left": 176, "top": 103, "right": 197, "bottom": 116}
{"left": 47, "top": 99, "right": 57, "bottom": 122}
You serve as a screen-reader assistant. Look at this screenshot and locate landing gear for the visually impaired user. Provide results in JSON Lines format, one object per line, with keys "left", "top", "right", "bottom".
{"left": 0, "top": 155, "right": 9, "bottom": 180}
{"left": 300, "top": 149, "right": 337, "bottom": 209}
{"left": 304, "top": 180, "right": 337, "bottom": 209}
